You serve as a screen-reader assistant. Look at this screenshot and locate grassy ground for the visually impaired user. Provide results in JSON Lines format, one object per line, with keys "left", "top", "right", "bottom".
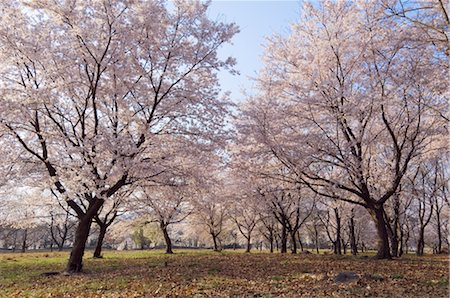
{"left": 0, "top": 249, "right": 448, "bottom": 297}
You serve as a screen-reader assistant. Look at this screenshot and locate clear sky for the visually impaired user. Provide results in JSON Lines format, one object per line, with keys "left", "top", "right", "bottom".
{"left": 207, "top": 0, "right": 301, "bottom": 102}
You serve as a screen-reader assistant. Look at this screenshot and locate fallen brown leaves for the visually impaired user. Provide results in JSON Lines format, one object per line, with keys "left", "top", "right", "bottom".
{"left": 0, "top": 250, "right": 448, "bottom": 297}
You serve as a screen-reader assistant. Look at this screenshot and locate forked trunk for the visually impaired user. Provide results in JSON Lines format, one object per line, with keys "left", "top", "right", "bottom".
{"left": 66, "top": 198, "right": 104, "bottom": 273}
{"left": 290, "top": 231, "right": 297, "bottom": 254}
{"left": 212, "top": 233, "right": 220, "bottom": 251}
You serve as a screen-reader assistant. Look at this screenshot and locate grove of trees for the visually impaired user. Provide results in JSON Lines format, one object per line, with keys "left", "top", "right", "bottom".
{"left": 0, "top": 0, "right": 448, "bottom": 274}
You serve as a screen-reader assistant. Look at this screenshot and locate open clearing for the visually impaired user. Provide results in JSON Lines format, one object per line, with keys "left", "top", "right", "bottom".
{"left": 0, "top": 250, "right": 448, "bottom": 297}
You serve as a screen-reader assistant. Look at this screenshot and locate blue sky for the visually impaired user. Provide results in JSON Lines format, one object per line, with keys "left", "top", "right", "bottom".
{"left": 207, "top": 1, "right": 301, "bottom": 102}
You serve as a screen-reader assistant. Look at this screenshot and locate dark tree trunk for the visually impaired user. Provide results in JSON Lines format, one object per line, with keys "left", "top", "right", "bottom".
{"left": 212, "top": 233, "right": 219, "bottom": 251}
{"left": 391, "top": 234, "right": 399, "bottom": 257}
{"left": 389, "top": 198, "right": 401, "bottom": 257}
{"left": 436, "top": 209, "right": 442, "bottom": 254}
{"left": 245, "top": 237, "right": 251, "bottom": 253}
{"left": 297, "top": 231, "right": 304, "bottom": 252}
{"left": 269, "top": 237, "right": 274, "bottom": 253}
{"left": 161, "top": 224, "right": 173, "bottom": 254}
{"left": 66, "top": 198, "right": 104, "bottom": 273}
{"left": 334, "top": 208, "right": 342, "bottom": 255}
{"left": 280, "top": 225, "right": 288, "bottom": 253}
{"left": 349, "top": 215, "right": 357, "bottom": 255}
{"left": 404, "top": 228, "right": 410, "bottom": 255}
{"left": 368, "top": 206, "right": 392, "bottom": 259}
{"left": 314, "top": 224, "right": 320, "bottom": 254}
{"left": 21, "top": 229, "right": 28, "bottom": 253}
{"left": 290, "top": 231, "right": 297, "bottom": 254}
{"left": 93, "top": 224, "right": 107, "bottom": 258}
{"left": 66, "top": 217, "right": 93, "bottom": 273}
{"left": 416, "top": 228, "right": 425, "bottom": 256}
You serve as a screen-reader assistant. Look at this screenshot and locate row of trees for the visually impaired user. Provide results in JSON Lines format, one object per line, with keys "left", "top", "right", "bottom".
{"left": 0, "top": 0, "right": 448, "bottom": 275}
{"left": 1, "top": 169, "right": 447, "bottom": 257}
{"left": 233, "top": 0, "right": 448, "bottom": 259}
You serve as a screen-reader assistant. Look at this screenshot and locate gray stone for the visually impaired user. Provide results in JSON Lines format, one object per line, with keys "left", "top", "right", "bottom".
{"left": 334, "top": 271, "right": 359, "bottom": 283}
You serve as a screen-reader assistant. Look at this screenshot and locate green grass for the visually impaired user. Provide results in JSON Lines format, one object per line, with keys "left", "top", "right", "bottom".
{"left": 0, "top": 249, "right": 448, "bottom": 297}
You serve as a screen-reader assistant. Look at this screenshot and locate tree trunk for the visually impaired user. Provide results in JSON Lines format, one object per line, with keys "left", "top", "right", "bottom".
{"left": 21, "top": 229, "right": 28, "bottom": 253}
{"left": 245, "top": 236, "right": 251, "bottom": 253}
{"left": 66, "top": 217, "right": 93, "bottom": 273}
{"left": 314, "top": 224, "right": 320, "bottom": 254}
{"left": 368, "top": 206, "right": 392, "bottom": 259}
{"left": 290, "top": 231, "right": 297, "bottom": 254}
{"left": 280, "top": 225, "right": 288, "bottom": 253}
{"left": 161, "top": 224, "right": 173, "bottom": 254}
{"left": 297, "top": 231, "right": 304, "bottom": 252}
{"left": 269, "top": 236, "right": 274, "bottom": 253}
{"left": 416, "top": 228, "right": 425, "bottom": 256}
{"left": 391, "top": 234, "right": 399, "bottom": 257}
{"left": 93, "top": 224, "right": 107, "bottom": 258}
{"left": 349, "top": 215, "right": 357, "bottom": 255}
{"left": 66, "top": 197, "right": 104, "bottom": 273}
{"left": 436, "top": 210, "right": 442, "bottom": 254}
{"left": 212, "top": 233, "right": 219, "bottom": 251}
{"left": 334, "top": 208, "right": 342, "bottom": 255}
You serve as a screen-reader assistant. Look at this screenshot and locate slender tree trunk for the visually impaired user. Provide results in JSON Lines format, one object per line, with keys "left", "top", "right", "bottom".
{"left": 161, "top": 224, "right": 173, "bottom": 254}
{"left": 314, "top": 224, "right": 319, "bottom": 254}
{"left": 269, "top": 236, "right": 274, "bottom": 253}
{"left": 21, "top": 229, "right": 28, "bottom": 253}
{"left": 334, "top": 208, "right": 342, "bottom": 255}
{"left": 436, "top": 210, "right": 442, "bottom": 254}
{"left": 290, "top": 231, "right": 297, "bottom": 254}
{"left": 368, "top": 206, "right": 392, "bottom": 259}
{"left": 280, "top": 225, "right": 288, "bottom": 253}
{"left": 212, "top": 233, "right": 219, "bottom": 251}
{"left": 297, "top": 231, "right": 304, "bottom": 252}
{"left": 399, "top": 227, "right": 404, "bottom": 257}
{"left": 349, "top": 216, "right": 357, "bottom": 255}
{"left": 342, "top": 239, "right": 347, "bottom": 255}
{"left": 93, "top": 224, "right": 107, "bottom": 258}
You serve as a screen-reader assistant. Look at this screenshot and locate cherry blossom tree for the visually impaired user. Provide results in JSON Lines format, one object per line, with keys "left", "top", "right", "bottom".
{"left": 135, "top": 182, "right": 193, "bottom": 254}
{"left": 237, "top": 0, "right": 447, "bottom": 259}
{"left": 0, "top": 0, "right": 237, "bottom": 272}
